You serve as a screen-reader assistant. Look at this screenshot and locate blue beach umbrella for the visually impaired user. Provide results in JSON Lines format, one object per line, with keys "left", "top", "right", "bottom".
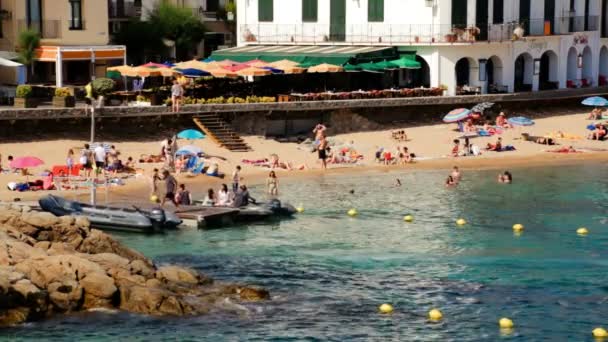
{"left": 177, "top": 129, "right": 206, "bottom": 140}
{"left": 507, "top": 116, "right": 535, "bottom": 126}
{"left": 175, "top": 145, "right": 203, "bottom": 156}
{"left": 176, "top": 68, "right": 210, "bottom": 77}
{"left": 582, "top": 96, "right": 608, "bottom": 106}
{"left": 443, "top": 108, "right": 472, "bottom": 123}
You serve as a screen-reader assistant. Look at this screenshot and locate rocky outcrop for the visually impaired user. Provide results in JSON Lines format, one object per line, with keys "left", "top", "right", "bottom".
{"left": 0, "top": 204, "right": 268, "bottom": 326}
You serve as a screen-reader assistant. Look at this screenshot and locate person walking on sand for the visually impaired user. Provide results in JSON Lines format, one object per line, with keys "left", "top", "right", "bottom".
{"left": 150, "top": 168, "right": 161, "bottom": 197}
{"left": 176, "top": 183, "right": 192, "bottom": 206}
{"left": 318, "top": 136, "right": 328, "bottom": 169}
{"left": 80, "top": 144, "right": 93, "bottom": 178}
{"left": 232, "top": 165, "right": 242, "bottom": 193}
{"left": 66, "top": 149, "right": 74, "bottom": 177}
{"left": 266, "top": 171, "right": 279, "bottom": 196}
{"left": 161, "top": 170, "right": 179, "bottom": 207}
{"left": 164, "top": 138, "right": 175, "bottom": 171}
{"left": 171, "top": 79, "right": 184, "bottom": 113}
{"left": 94, "top": 144, "right": 107, "bottom": 178}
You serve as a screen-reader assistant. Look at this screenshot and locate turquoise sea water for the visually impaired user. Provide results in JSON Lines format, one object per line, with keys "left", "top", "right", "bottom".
{"left": 5, "top": 164, "right": 608, "bottom": 341}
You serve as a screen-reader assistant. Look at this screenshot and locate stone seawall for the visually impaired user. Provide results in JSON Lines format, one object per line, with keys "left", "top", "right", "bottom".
{"left": 0, "top": 87, "right": 604, "bottom": 139}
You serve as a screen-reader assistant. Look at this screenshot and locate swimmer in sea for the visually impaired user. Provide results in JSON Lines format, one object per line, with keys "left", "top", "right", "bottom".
{"left": 349, "top": 189, "right": 355, "bottom": 195}
{"left": 498, "top": 171, "right": 512, "bottom": 184}
{"left": 451, "top": 166, "right": 461, "bottom": 183}
{"left": 445, "top": 175, "right": 457, "bottom": 187}
{"left": 395, "top": 179, "right": 402, "bottom": 187}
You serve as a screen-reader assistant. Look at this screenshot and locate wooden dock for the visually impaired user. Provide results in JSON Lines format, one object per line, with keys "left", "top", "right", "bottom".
{"left": 173, "top": 206, "right": 240, "bottom": 229}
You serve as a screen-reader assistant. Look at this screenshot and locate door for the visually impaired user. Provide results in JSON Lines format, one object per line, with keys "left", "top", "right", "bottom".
{"left": 544, "top": 0, "right": 555, "bottom": 34}
{"left": 330, "top": 0, "right": 346, "bottom": 42}
{"left": 519, "top": 0, "right": 530, "bottom": 35}
{"left": 476, "top": 0, "right": 489, "bottom": 41}
{"left": 452, "top": 0, "right": 467, "bottom": 28}
{"left": 207, "top": 0, "right": 219, "bottom": 12}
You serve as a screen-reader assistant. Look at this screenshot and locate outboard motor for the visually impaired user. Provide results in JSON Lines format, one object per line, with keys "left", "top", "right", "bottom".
{"left": 148, "top": 207, "right": 167, "bottom": 232}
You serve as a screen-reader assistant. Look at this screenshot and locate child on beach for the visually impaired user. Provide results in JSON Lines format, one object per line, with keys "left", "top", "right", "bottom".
{"left": 232, "top": 165, "right": 242, "bottom": 192}
{"left": 66, "top": 149, "right": 74, "bottom": 175}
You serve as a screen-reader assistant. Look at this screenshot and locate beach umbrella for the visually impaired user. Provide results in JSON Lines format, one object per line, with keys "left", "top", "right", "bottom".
{"left": 261, "top": 66, "right": 285, "bottom": 74}
{"left": 175, "top": 145, "right": 203, "bottom": 156}
{"left": 177, "top": 129, "right": 206, "bottom": 140}
{"left": 307, "top": 63, "right": 344, "bottom": 73}
{"left": 140, "top": 62, "right": 169, "bottom": 68}
{"left": 268, "top": 59, "right": 300, "bottom": 68}
{"left": 216, "top": 59, "right": 240, "bottom": 67}
{"left": 209, "top": 68, "right": 238, "bottom": 78}
{"left": 175, "top": 68, "right": 210, "bottom": 77}
{"left": 10, "top": 156, "right": 44, "bottom": 169}
{"left": 507, "top": 116, "right": 535, "bottom": 126}
{"left": 223, "top": 64, "right": 249, "bottom": 72}
{"left": 471, "top": 102, "right": 495, "bottom": 113}
{"left": 174, "top": 60, "right": 209, "bottom": 70}
{"left": 162, "top": 61, "right": 175, "bottom": 67}
{"left": 273, "top": 65, "right": 305, "bottom": 74}
{"left": 443, "top": 108, "right": 472, "bottom": 123}
{"left": 237, "top": 66, "right": 272, "bottom": 77}
{"left": 582, "top": 96, "right": 608, "bottom": 106}
{"left": 244, "top": 59, "right": 268, "bottom": 67}
{"left": 201, "top": 57, "right": 215, "bottom": 62}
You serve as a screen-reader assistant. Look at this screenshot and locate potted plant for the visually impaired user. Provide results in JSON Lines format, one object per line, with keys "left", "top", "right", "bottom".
{"left": 14, "top": 85, "right": 36, "bottom": 108}
{"left": 52, "top": 87, "right": 75, "bottom": 107}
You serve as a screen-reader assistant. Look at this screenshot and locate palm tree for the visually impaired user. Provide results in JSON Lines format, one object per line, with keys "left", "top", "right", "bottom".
{"left": 17, "top": 29, "right": 41, "bottom": 81}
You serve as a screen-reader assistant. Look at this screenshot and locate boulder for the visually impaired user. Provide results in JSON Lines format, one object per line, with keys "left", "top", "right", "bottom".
{"left": 80, "top": 273, "right": 117, "bottom": 299}
{"left": 0, "top": 307, "right": 29, "bottom": 326}
{"left": 156, "top": 266, "right": 201, "bottom": 285}
{"left": 20, "top": 212, "right": 58, "bottom": 229}
{"left": 48, "top": 280, "right": 82, "bottom": 311}
{"left": 118, "top": 285, "right": 166, "bottom": 315}
{"left": 237, "top": 286, "right": 271, "bottom": 301}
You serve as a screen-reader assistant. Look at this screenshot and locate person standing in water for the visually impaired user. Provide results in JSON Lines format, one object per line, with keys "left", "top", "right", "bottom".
{"left": 318, "top": 136, "right": 328, "bottom": 170}
{"left": 266, "top": 171, "right": 279, "bottom": 196}
{"left": 232, "top": 165, "right": 242, "bottom": 193}
{"left": 451, "top": 166, "right": 462, "bottom": 183}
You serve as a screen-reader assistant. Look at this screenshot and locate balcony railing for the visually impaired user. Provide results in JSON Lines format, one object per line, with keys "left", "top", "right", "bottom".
{"left": 240, "top": 16, "right": 599, "bottom": 45}
{"left": 108, "top": 1, "right": 141, "bottom": 19}
{"left": 18, "top": 20, "right": 61, "bottom": 39}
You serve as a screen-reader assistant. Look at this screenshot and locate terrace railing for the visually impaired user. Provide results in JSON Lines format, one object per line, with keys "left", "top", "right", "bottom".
{"left": 240, "top": 16, "right": 599, "bottom": 45}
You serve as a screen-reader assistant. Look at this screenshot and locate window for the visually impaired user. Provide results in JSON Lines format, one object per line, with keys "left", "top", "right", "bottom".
{"left": 368, "top": 0, "right": 384, "bottom": 22}
{"left": 302, "top": 0, "right": 317, "bottom": 22}
{"left": 69, "top": 0, "right": 83, "bottom": 30}
{"left": 26, "top": 0, "right": 42, "bottom": 32}
{"left": 493, "top": 0, "right": 504, "bottom": 23}
{"left": 258, "top": 0, "right": 273, "bottom": 22}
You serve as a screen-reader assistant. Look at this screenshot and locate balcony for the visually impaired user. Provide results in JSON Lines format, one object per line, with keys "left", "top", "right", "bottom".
{"left": 108, "top": 1, "right": 141, "bottom": 19}
{"left": 18, "top": 20, "right": 61, "bottom": 39}
{"left": 240, "top": 16, "right": 599, "bottom": 46}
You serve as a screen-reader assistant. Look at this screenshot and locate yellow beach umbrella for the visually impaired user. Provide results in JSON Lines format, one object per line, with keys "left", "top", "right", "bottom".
{"left": 107, "top": 65, "right": 135, "bottom": 74}
{"left": 269, "top": 59, "right": 300, "bottom": 68}
{"left": 246, "top": 60, "right": 269, "bottom": 68}
{"left": 278, "top": 66, "right": 306, "bottom": 74}
{"left": 237, "top": 66, "right": 272, "bottom": 77}
{"left": 307, "top": 63, "right": 344, "bottom": 73}
{"left": 174, "top": 60, "right": 209, "bottom": 71}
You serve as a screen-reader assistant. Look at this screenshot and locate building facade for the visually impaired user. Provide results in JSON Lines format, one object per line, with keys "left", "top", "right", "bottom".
{"left": 0, "top": 0, "right": 125, "bottom": 87}
{"left": 236, "top": 0, "right": 608, "bottom": 95}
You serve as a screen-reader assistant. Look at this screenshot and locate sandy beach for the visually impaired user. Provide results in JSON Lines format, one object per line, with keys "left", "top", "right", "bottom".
{"left": 1, "top": 109, "right": 607, "bottom": 203}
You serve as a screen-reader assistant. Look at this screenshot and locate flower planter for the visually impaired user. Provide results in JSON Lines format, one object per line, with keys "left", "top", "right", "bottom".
{"left": 52, "top": 96, "right": 75, "bottom": 108}
{"left": 14, "top": 97, "right": 37, "bottom": 108}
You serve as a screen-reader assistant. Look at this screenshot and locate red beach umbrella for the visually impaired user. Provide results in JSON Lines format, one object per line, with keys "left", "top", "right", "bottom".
{"left": 10, "top": 156, "right": 44, "bottom": 169}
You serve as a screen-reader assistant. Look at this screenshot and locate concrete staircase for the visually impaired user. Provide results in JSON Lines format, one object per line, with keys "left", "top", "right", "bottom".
{"left": 193, "top": 114, "right": 251, "bottom": 152}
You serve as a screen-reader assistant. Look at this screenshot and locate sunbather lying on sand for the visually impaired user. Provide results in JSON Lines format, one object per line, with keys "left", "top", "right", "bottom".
{"left": 547, "top": 146, "right": 580, "bottom": 153}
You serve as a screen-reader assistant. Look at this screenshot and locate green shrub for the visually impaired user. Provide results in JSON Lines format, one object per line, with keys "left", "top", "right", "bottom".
{"left": 54, "top": 87, "right": 72, "bottom": 97}
{"left": 16, "top": 85, "right": 33, "bottom": 98}
{"left": 91, "top": 78, "right": 116, "bottom": 97}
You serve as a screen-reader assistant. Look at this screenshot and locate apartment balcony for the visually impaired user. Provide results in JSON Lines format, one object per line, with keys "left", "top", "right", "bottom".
{"left": 240, "top": 16, "right": 599, "bottom": 46}
{"left": 18, "top": 20, "right": 61, "bottom": 39}
{"left": 108, "top": 2, "right": 141, "bottom": 20}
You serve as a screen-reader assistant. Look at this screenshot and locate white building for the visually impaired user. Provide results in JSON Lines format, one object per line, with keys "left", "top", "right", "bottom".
{"left": 232, "top": 0, "right": 608, "bottom": 95}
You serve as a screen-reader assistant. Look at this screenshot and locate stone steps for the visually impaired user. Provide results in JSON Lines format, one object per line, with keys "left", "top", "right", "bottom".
{"left": 193, "top": 115, "right": 252, "bottom": 152}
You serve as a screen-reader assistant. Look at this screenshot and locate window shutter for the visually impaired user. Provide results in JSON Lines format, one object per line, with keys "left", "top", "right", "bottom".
{"left": 302, "top": 0, "right": 318, "bottom": 22}
{"left": 368, "top": 0, "right": 384, "bottom": 22}
{"left": 259, "top": 0, "right": 273, "bottom": 22}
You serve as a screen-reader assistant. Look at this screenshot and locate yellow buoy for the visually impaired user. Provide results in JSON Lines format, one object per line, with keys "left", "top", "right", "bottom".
{"left": 456, "top": 218, "right": 467, "bottom": 226}
{"left": 379, "top": 303, "right": 394, "bottom": 314}
{"left": 348, "top": 209, "right": 358, "bottom": 217}
{"left": 513, "top": 224, "right": 524, "bottom": 232}
{"left": 428, "top": 308, "right": 443, "bottom": 321}
{"left": 499, "top": 318, "right": 514, "bottom": 329}
{"left": 150, "top": 195, "right": 159, "bottom": 203}
{"left": 577, "top": 227, "right": 589, "bottom": 236}
{"left": 296, "top": 207, "right": 305, "bottom": 213}
{"left": 404, "top": 215, "right": 413, "bottom": 222}
{"left": 593, "top": 328, "right": 608, "bottom": 338}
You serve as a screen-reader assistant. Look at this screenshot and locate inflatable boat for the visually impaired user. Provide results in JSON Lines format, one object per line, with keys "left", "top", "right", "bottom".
{"left": 39, "top": 195, "right": 182, "bottom": 233}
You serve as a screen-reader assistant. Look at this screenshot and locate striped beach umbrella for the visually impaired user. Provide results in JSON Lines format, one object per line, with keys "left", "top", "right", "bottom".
{"left": 582, "top": 96, "right": 608, "bottom": 106}
{"left": 443, "top": 108, "right": 472, "bottom": 123}
{"left": 507, "top": 116, "right": 535, "bottom": 126}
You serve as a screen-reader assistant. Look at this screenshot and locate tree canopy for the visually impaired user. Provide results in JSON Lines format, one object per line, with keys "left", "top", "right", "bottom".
{"left": 113, "top": 1, "right": 206, "bottom": 63}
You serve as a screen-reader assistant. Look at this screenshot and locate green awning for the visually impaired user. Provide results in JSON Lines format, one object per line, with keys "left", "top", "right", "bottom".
{"left": 388, "top": 56, "right": 421, "bottom": 69}
{"left": 374, "top": 60, "right": 399, "bottom": 69}
{"left": 343, "top": 63, "right": 362, "bottom": 71}
{"left": 210, "top": 45, "right": 398, "bottom": 65}
{"left": 358, "top": 62, "right": 384, "bottom": 72}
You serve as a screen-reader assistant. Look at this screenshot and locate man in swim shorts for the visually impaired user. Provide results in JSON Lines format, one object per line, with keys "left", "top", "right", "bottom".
{"left": 318, "top": 137, "right": 328, "bottom": 169}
